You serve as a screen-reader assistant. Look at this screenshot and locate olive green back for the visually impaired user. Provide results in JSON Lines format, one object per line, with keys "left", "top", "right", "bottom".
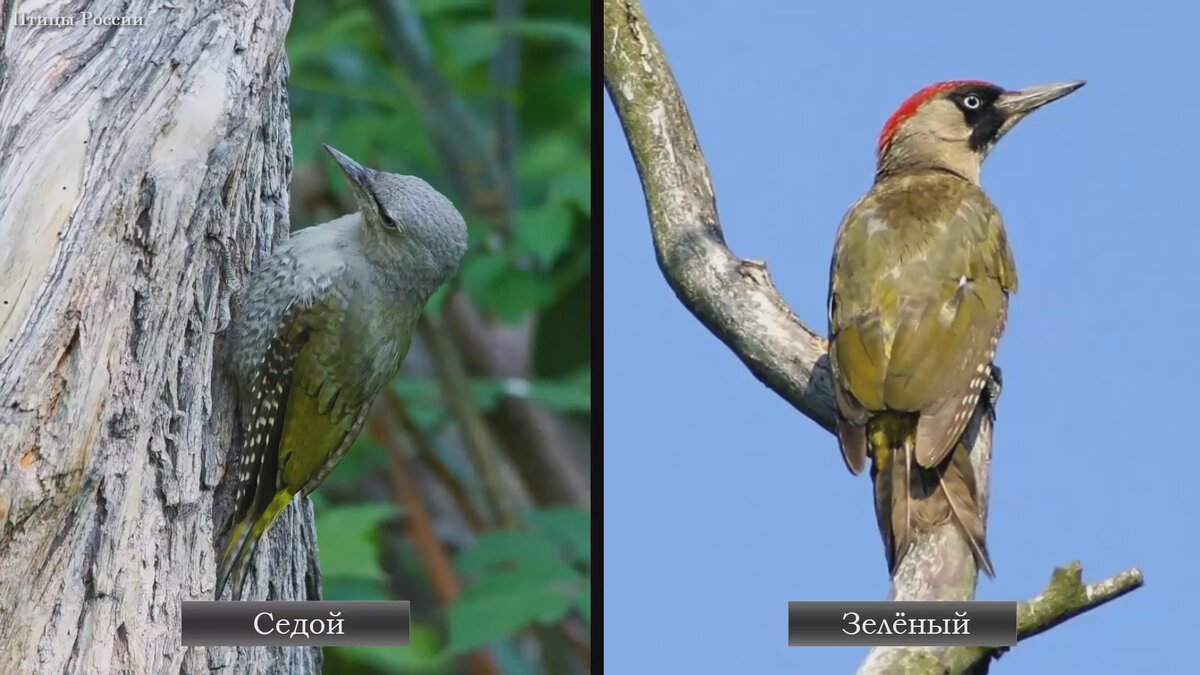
{"left": 828, "top": 170, "right": 1017, "bottom": 470}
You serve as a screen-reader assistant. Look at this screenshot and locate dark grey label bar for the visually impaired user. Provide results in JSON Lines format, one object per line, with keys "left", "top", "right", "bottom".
{"left": 788, "top": 601, "right": 1016, "bottom": 646}
{"left": 181, "top": 601, "right": 410, "bottom": 646}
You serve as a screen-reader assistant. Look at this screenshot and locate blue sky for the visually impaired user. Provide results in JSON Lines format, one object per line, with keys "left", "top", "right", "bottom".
{"left": 603, "top": 1, "right": 1199, "bottom": 672}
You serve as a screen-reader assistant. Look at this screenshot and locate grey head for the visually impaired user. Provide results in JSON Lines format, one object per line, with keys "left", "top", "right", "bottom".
{"left": 324, "top": 144, "right": 468, "bottom": 288}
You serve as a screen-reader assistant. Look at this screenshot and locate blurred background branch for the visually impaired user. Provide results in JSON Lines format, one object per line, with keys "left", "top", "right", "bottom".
{"left": 421, "top": 313, "right": 528, "bottom": 528}
{"left": 287, "top": 0, "right": 590, "bottom": 673}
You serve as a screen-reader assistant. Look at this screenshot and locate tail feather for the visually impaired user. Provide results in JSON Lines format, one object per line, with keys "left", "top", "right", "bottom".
{"left": 869, "top": 413, "right": 994, "bottom": 578}
{"left": 889, "top": 437, "right": 912, "bottom": 575}
{"left": 217, "top": 325, "right": 299, "bottom": 600}
{"left": 215, "top": 515, "right": 251, "bottom": 600}
{"left": 869, "top": 413, "right": 917, "bottom": 575}
{"left": 216, "top": 491, "right": 294, "bottom": 600}
{"left": 939, "top": 443, "right": 995, "bottom": 577}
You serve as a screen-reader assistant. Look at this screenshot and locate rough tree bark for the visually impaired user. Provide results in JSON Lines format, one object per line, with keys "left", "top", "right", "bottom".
{"left": 0, "top": 2, "right": 320, "bottom": 674}
{"left": 603, "top": 1, "right": 1142, "bottom": 673}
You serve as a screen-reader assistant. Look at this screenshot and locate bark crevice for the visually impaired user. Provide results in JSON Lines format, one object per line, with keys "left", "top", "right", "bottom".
{"left": 0, "top": 3, "right": 316, "bottom": 673}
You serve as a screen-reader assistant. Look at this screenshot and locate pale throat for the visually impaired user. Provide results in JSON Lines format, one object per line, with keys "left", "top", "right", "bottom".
{"left": 876, "top": 135, "right": 983, "bottom": 185}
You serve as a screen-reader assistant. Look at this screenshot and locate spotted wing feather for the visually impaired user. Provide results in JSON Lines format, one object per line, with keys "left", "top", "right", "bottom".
{"left": 913, "top": 303, "right": 1006, "bottom": 468}
{"left": 217, "top": 301, "right": 309, "bottom": 599}
{"left": 911, "top": 206, "right": 1017, "bottom": 468}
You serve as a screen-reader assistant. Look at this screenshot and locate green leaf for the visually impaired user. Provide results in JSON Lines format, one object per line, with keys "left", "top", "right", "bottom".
{"left": 488, "top": 376, "right": 590, "bottom": 413}
{"left": 460, "top": 253, "right": 509, "bottom": 297}
{"left": 456, "top": 530, "right": 565, "bottom": 575}
{"left": 475, "top": 270, "right": 555, "bottom": 323}
{"left": 392, "top": 375, "right": 588, "bottom": 425}
{"left": 548, "top": 163, "right": 591, "bottom": 217}
{"left": 525, "top": 378, "right": 590, "bottom": 413}
{"left": 528, "top": 507, "right": 591, "bottom": 564}
{"left": 448, "top": 560, "right": 584, "bottom": 653}
{"left": 290, "top": 73, "right": 405, "bottom": 109}
{"left": 456, "top": 19, "right": 590, "bottom": 57}
{"left": 286, "top": 8, "right": 373, "bottom": 65}
{"left": 315, "top": 503, "right": 400, "bottom": 580}
{"left": 502, "top": 19, "right": 590, "bottom": 54}
{"left": 412, "top": 0, "right": 487, "bottom": 13}
{"left": 321, "top": 576, "right": 387, "bottom": 603}
{"left": 330, "top": 623, "right": 449, "bottom": 674}
{"left": 467, "top": 379, "right": 505, "bottom": 411}
{"left": 514, "top": 204, "right": 574, "bottom": 265}
{"left": 390, "top": 378, "right": 446, "bottom": 429}
{"left": 519, "top": 134, "right": 579, "bottom": 184}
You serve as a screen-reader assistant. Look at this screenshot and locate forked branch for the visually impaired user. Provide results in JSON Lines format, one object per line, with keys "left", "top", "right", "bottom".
{"left": 602, "top": 1, "right": 1141, "bottom": 672}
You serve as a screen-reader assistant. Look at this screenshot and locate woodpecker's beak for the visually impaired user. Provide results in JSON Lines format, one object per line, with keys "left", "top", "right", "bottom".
{"left": 323, "top": 144, "right": 370, "bottom": 189}
{"left": 995, "top": 80, "right": 1086, "bottom": 117}
{"left": 983, "top": 81, "right": 1084, "bottom": 149}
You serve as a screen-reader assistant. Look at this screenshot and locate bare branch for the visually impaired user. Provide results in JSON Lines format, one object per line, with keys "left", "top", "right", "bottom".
{"left": 1016, "top": 562, "right": 1144, "bottom": 641}
{"left": 446, "top": 296, "right": 591, "bottom": 508}
{"left": 492, "top": 0, "right": 524, "bottom": 216}
{"left": 368, "top": 412, "right": 501, "bottom": 675}
{"left": 603, "top": 0, "right": 835, "bottom": 429}
{"left": 421, "top": 314, "right": 528, "bottom": 527}
{"left": 385, "top": 390, "right": 490, "bottom": 531}
{"left": 931, "top": 563, "right": 1144, "bottom": 674}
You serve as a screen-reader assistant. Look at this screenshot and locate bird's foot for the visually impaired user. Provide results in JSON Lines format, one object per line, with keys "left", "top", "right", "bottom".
{"left": 983, "top": 364, "right": 1003, "bottom": 420}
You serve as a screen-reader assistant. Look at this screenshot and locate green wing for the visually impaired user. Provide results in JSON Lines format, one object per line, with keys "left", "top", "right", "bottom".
{"left": 278, "top": 284, "right": 412, "bottom": 494}
{"left": 828, "top": 173, "right": 1017, "bottom": 471}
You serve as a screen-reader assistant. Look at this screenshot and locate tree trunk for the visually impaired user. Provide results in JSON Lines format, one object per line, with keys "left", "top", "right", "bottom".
{"left": 0, "top": 2, "right": 319, "bottom": 673}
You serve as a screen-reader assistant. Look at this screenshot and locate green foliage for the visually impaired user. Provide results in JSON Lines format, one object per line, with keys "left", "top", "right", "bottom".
{"left": 447, "top": 19, "right": 589, "bottom": 68}
{"left": 328, "top": 624, "right": 451, "bottom": 674}
{"left": 285, "top": 8, "right": 373, "bottom": 66}
{"left": 514, "top": 204, "right": 574, "bottom": 265}
{"left": 315, "top": 503, "right": 400, "bottom": 581}
{"left": 528, "top": 506, "right": 590, "bottom": 565}
{"left": 446, "top": 507, "right": 591, "bottom": 653}
{"left": 392, "top": 369, "right": 590, "bottom": 428}
{"left": 287, "top": 0, "right": 589, "bottom": 671}
{"left": 456, "top": 531, "right": 566, "bottom": 574}
{"left": 518, "top": 370, "right": 591, "bottom": 414}
{"left": 322, "top": 576, "right": 389, "bottom": 603}
{"left": 448, "top": 561, "right": 584, "bottom": 654}
{"left": 288, "top": 0, "right": 590, "bottom": 334}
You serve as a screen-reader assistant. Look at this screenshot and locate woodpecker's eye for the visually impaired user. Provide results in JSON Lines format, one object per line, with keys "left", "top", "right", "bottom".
{"left": 370, "top": 194, "right": 400, "bottom": 230}
{"left": 962, "top": 94, "right": 983, "bottom": 110}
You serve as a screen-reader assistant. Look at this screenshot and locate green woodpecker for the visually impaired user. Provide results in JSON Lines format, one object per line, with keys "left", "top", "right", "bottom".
{"left": 216, "top": 145, "right": 467, "bottom": 599}
{"left": 827, "top": 79, "right": 1084, "bottom": 577}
